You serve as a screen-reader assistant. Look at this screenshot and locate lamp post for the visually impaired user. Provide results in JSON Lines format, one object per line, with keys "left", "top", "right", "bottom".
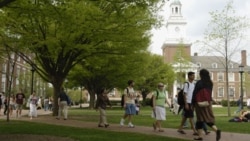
{"left": 65, "top": 79, "right": 68, "bottom": 92}
{"left": 31, "top": 64, "right": 35, "bottom": 94}
{"left": 80, "top": 85, "right": 83, "bottom": 108}
{"left": 239, "top": 65, "right": 244, "bottom": 110}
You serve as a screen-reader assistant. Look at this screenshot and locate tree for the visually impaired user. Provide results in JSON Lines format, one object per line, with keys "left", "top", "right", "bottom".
{"left": 137, "top": 54, "right": 175, "bottom": 103}
{"left": 199, "top": 1, "right": 249, "bottom": 116}
{"left": 0, "top": 0, "right": 164, "bottom": 115}
{"left": 69, "top": 52, "right": 175, "bottom": 108}
{"left": 172, "top": 41, "right": 192, "bottom": 88}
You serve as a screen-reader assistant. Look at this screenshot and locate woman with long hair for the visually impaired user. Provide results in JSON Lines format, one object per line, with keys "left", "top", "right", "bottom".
{"left": 192, "top": 69, "right": 221, "bottom": 141}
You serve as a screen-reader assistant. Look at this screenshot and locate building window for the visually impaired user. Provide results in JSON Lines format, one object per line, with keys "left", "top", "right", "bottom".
{"left": 229, "top": 87, "right": 235, "bottom": 97}
{"left": 218, "top": 87, "right": 224, "bottom": 97}
{"left": 218, "top": 72, "right": 224, "bottom": 82}
{"left": 210, "top": 72, "right": 213, "bottom": 80}
{"left": 228, "top": 72, "right": 234, "bottom": 82}
{"left": 229, "top": 63, "right": 233, "bottom": 69}
{"left": 196, "top": 62, "right": 201, "bottom": 68}
{"left": 175, "top": 7, "right": 178, "bottom": 14}
{"left": 212, "top": 63, "right": 217, "bottom": 68}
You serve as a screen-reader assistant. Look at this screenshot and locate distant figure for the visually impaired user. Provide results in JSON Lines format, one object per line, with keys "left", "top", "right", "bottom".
{"left": 44, "top": 97, "right": 49, "bottom": 111}
{"left": 29, "top": 91, "right": 38, "bottom": 119}
{"left": 234, "top": 96, "right": 242, "bottom": 114}
{"left": 246, "top": 96, "right": 250, "bottom": 109}
{"left": 95, "top": 88, "right": 112, "bottom": 128}
{"left": 57, "top": 88, "right": 70, "bottom": 120}
{"left": 172, "top": 94, "right": 179, "bottom": 114}
{"left": 15, "top": 89, "right": 26, "bottom": 118}
{"left": 0, "top": 94, "right": 3, "bottom": 116}
{"left": 48, "top": 97, "right": 53, "bottom": 111}
{"left": 9, "top": 94, "right": 16, "bottom": 116}
{"left": 135, "top": 95, "right": 141, "bottom": 115}
{"left": 239, "top": 110, "right": 250, "bottom": 121}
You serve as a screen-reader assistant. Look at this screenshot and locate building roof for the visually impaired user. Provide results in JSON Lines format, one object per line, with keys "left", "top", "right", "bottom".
{"left": 191, "top": 55, "right": 249, "bottom": 72}
{"left": 170, "top": 0, "right": 181, "bottom": 6}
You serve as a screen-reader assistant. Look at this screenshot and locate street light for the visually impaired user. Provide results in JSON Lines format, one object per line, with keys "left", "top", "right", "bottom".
{"left": 65, "top": 79, "right": 68, "bottom": 92}
{"left": 239, "top": 65, "right": 244, "bottom": 110}
{"left": 31, "top": 64, "right": 35, "bottom": 94}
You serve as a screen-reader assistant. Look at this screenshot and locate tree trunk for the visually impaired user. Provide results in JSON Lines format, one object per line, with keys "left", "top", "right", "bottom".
{"left": 52, "top": 82, "right": 63, "bottom": 116}
{"left": 88, "top": 90, "right": 96, "bottom": 109}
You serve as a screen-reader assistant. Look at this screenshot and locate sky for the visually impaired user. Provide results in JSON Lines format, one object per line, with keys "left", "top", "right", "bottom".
{"left": 149, "top": 0, "right": 250, "bottom": 65}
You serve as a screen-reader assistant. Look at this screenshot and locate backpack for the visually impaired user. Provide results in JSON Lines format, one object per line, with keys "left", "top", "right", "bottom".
{"left": 149, "top": 90, "right": 159, "bottom": 107}
{"left": 177, "top": 82, "right": 189, "bottom": 106}
{"left": 121, "top": 88, "right": 129, "bottom": 107}
{"left": 66, "top": 94, "right": 71, "bottom": 105}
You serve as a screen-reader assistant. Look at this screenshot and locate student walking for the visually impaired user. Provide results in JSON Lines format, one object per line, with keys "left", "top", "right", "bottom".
{"left": 234, "top": 97, "right": 242, "bottom": 114}
{"left": 15, "top": 89, "right": 26, "bottom": 118}
{"left": 57, "top": 88, "right": 70, "bottom": 120}
{"left": 120, "top": 80, "right": 137, "bottom": 128}
{"left": 152, "top": 82, "right": 171, "bottom": 132}
{"left": 177, "top": 72, "right": 198, "bottom": 135}
{"left": 95, "top": 88, "right": 112, "bottom": 128}
{"left": 29, "top": 91, "right": 38, "bottom": 119}
{"left": 192, "top": 69, "right": 221, "bottom": 141}
{"left": 9, "top": 94, "right": 15, "bottom": 116}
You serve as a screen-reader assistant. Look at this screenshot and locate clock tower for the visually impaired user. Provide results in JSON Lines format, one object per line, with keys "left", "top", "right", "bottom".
{"left": 162, "top": 0, "right": 191, "bottom": 63}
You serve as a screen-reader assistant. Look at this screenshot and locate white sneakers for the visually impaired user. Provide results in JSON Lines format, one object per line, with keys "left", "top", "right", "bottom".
{"left": 128, "top": 122, "right": 135, "bottom": 128}
{"left": 120, "top": 118, "right": 124, "bottom": 126}
{"left": 120, "top": 119, "right": 135, "bottom": 128}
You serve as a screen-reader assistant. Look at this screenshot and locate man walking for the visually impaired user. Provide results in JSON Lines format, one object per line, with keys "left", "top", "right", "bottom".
{"left": 177, "top": 72, "right": 198, "bottom": 135}
{"left": 15, "top": 89, "right": 26, "bottom": 118}
{"left": 120, "top": 80, "right": 136, "bottom": 128}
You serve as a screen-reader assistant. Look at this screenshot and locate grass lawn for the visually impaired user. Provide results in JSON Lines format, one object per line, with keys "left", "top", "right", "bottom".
{"left": 0, "top": 120, "right": 187, "bottom": 141}
{"left": 69, "top": 106, "right": 250, "bottom": 134}
{"left": 0, "top": 106, "right": 248, "bottom": 141}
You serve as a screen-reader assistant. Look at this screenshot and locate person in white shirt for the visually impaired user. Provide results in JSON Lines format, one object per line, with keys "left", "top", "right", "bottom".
{"left": 177, "top": 71, "right": 198, "bottom": 135}
{"left": 246, "top": 96, "right": 250, "bottom": 109}
{"left": 173, "top": 94, "right": 179, "bottom": 114}
{"left": 120, "top": 80, "right": 136, "bottom": 128}
{"left": 29, "top": 91, "right": 38, "bottom": 119}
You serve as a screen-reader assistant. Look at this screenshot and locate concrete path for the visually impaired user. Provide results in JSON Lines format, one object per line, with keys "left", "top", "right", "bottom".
{"left": 1, "top": 110, "right": 250, "bottom": 141}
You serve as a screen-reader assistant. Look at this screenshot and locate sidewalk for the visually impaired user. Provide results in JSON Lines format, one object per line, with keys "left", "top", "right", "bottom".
{"left": 1, "top": 110, "right": 250, "bottom": 141}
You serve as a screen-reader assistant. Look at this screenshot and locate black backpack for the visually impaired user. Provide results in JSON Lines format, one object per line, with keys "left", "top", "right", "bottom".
{"left": 149, "top": 90, "right": 159, "bottom": 107}
{"left": 121, "top": 88, "right": 129, "bottom": 107}
{"left": 177, "top": 82, "right": 189, "bottom": 106}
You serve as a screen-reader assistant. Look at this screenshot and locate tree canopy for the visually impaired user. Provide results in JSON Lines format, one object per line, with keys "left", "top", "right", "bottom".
{"left": 0, "top": 0, "right": 165, "bottom": 114}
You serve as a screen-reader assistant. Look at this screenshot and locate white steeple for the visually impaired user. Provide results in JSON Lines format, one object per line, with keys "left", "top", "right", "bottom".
{"left": 164, "top": 0, "right": 190, "bottom": 44}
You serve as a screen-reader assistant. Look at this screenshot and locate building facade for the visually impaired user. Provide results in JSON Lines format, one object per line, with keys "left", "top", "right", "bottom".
{"left": 162, "top": 0, "right": 249, "bottom": 102}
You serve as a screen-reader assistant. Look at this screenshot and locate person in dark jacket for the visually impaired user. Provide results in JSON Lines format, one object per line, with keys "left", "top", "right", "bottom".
{"left": 95, "top": 88, "right": 112, "bottom": 128}
{"left": 192, "top": 69, "right": 221, "bottom": 141}
{"left": 57, "top": 88, "right": 70, "bottom": 120}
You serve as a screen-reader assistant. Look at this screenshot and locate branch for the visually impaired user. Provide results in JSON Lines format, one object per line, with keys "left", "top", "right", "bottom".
{"left": 0, "top": 0, "right": 16, "bottom": 8}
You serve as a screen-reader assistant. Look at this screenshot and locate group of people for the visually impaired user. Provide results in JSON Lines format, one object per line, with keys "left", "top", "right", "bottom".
{"left": 176, "top": 70, "right": 221, "bottom": 141}
{"left": 0, "top": 88, "right": 55, "bottom": 120}
{"left": 94, "top": 69, "right": 221, "bottom": 141}
{"left": 0, "top": 70, "right": 223, "bottom": 141}
{"left": 0, "top": 89, "right": 26, "bottom": 118}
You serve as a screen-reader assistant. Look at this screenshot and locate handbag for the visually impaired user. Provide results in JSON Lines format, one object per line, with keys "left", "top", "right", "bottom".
{"left": 198, "top": 101, "right": 209, "bottom": 107}
{"left": 195, "top": 88, "right": 211, "bottom": 107}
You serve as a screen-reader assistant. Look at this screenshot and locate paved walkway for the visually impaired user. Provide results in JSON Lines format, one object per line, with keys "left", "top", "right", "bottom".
{"left": 1, "top": 110, "right": 250, "bottom": 141}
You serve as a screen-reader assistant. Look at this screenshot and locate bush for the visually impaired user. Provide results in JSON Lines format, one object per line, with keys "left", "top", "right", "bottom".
{"left": 221, "top": 100, "right": 245, "bottom": 107}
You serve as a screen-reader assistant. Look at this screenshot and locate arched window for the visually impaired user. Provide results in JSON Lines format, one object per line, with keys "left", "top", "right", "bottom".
{"left": 175, "top": 7, "right": 178, "bottom": 14}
